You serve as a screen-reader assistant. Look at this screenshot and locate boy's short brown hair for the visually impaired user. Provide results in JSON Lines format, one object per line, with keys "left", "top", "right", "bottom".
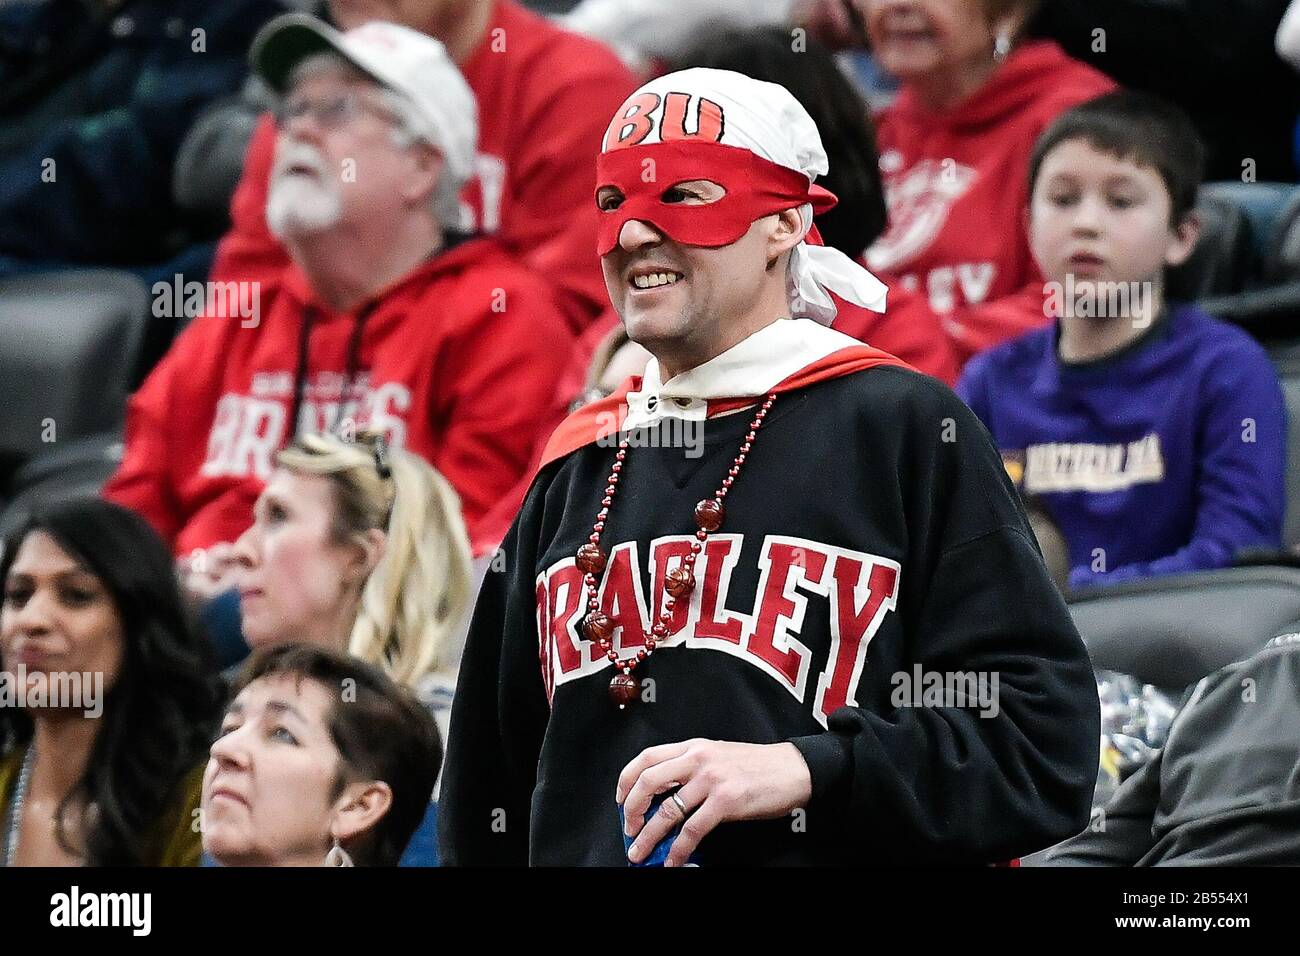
{"left": 1028, "top": 90, "right": 1206, "bottom": 227}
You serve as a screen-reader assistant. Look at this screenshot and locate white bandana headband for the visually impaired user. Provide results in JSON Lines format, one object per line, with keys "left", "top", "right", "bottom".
{"left": 607, "top": 68, "right": 888, "bottom": 324}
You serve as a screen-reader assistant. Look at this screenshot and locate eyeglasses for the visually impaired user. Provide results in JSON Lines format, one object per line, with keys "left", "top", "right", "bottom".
{"left": 313, "top": 427, "right": 393, "bottom": 480}
{"left": 274, "top": 91, "right": 401, "bottom": 132}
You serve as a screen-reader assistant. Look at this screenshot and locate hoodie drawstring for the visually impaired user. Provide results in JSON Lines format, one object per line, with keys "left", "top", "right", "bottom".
{"left": 337, "top": 302, "right": 377, "bottom": 434}
{"left": 287, "top": 305, "right": 317, "bottom": 444}
{"left": 286, "top": 302, "right": 380, "bottom": 444}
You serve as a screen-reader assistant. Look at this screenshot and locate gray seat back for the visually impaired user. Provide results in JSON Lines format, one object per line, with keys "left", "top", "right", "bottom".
{"left": 1283, "top": 374, "right": 1300, "bottom": 550}
{"left": 1069, "top": 566, "right": 1300, "bottom": 689}
{"left": 0, "top": 269, "right": 148, "bottom": 479}
{"left": 1166, "top": 195, "right": 1250, "bottom": 300}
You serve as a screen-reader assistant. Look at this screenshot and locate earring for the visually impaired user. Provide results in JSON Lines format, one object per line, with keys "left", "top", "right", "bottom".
{"left": 326, "top": 837, "right": 354, "bottom": 867}
{"left": 994, "top": 31, "right": 1012, "bottom": 62}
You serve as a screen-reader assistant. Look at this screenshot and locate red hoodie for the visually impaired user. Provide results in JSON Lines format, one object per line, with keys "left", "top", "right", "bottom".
{"left": 866, "top": 40, "right": 1115, "bottom": 365}
{"left": 104, "top": 238, "right": 575, "bottom": 558}
{"left": 210, "top": 0, "right": 638, "bottom": 331}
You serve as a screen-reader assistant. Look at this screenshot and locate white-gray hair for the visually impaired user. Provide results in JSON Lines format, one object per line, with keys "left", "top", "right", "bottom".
{"left": 285, "top": 51, "right": 465, "bottom": 231}
{"left": 377, "top": 88, "right": 468, "bottom": 230}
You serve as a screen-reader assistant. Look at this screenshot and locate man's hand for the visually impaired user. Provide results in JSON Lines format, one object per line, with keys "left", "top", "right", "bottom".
{"left": 616, "top": 739, "right": 813, "bottom": 866}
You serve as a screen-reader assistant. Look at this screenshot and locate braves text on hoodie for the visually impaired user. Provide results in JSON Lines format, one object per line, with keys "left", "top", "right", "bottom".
{"left": 866, "top": 40, "right": 1114, "bottom": 365}
{"left": 104, "top": 237, "right": 575, "bottom": 558}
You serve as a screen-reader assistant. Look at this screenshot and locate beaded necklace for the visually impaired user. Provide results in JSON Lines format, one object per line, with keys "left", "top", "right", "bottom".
{"left": 574, "top": 393, "right": 777, "bottom": 708}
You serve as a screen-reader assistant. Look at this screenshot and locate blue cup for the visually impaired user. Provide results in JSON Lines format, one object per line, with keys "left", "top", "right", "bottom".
{"left": 620, "top": 789, "right": 702, "bottom": 867}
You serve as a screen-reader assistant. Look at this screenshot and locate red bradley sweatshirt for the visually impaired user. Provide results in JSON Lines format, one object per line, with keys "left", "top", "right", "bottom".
{"left": 866, "top": 41, "right": 1114, "bottom": 364}
{"left": 104, "top": 238, "right": 575, "bottom": 557}
{"left": 210, "top": 0, "right": 638, "bottom": 331}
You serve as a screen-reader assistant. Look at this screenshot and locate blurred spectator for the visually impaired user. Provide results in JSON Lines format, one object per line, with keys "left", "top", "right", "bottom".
{"left": 674, "top": 25, "right": 957, "bottom": 383}
{"left": 103, "top": 17, "right": 574, "bottom": 565}
{"left": 958, "top": 92, "right": 1286, "bottom": 590}
{"left": 561, "top": 0, "right": 794, "bottom": 69}
{"left": 0, "top": 0, "right": 282, "bottom": 277}
{"left": 568, "top": 320, "right": 653, "bottom": 410}
{"left": 1043, "top": 630, "right": 1300, "bottom": 865}
{"left": 851, "top": 0, "right": 1114, "bottom": 366}
{"left": 0, "top": 499, "right": 223, "bottom": 866}
{"left": 202, "top": 643, "right": 441, "bottom": 866}
{"left": 226, "top": 431, "right": 473, "bottom": 692}
{"left": 208, "top": 0, "right": 638, "bottom": 330}
{"left": 466, "top": 306, "right": 646, "bottom": 554}
{"left": 1036, "top": 0, "right": 1298, "bottom": 182}
{"left": 1279, "top": 0, "right": 1300, "bottom": 70}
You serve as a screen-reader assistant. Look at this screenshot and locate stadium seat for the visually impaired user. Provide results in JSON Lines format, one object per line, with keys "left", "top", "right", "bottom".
{"left": 0, "top": 433, "right": 126, "bottom": 537}
{"left": 1166, "top": 194, "right": 1250, "bottom": 301}
{"left": 1200, "top": 190, "right": 1300, "bottom": 338}
{"left": 1200, "top": 279, "right": 1300, "bottom": 340}
{"left": 1068, "top": 566, "right": 1300, "bottom": 690}
{"left": 1191, "top": 184, "right": 1300, "bottom": 340}
{"left": 1269, "top": 336, "right": 1300, "bottom": 377}
{"left": 0, "top": 269, "right": 147, "bottom": 515}
{"left": 1201, "top": 181, "right": 1297, "bottom": 282}
{"left": 1265, "top": 184, "right": 1300, "bottom": 283}
{"left": 1280, "top": 373, "right": 1300, "bottom": 551}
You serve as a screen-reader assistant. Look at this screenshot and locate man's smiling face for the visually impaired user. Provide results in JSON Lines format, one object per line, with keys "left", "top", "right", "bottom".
{"left": 599, "top": 179, "right": 786, "bottom": 368}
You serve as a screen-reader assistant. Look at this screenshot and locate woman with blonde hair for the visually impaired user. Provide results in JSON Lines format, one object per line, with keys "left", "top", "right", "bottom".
{"left": 231, "top": 430, "right": 473, "bottom": 690}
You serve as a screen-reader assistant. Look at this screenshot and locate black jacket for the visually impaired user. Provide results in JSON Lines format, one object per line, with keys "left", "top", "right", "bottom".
{"left": 440, "top": 367, "right": 1100, "bottom": 865}
{"left": 1047, "top": 630, "right": 1300, "bottom": 866}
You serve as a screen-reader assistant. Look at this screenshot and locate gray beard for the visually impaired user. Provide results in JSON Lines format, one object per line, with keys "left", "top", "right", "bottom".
{"left": 266, "top": 174, "right": 344, "bottom": 240}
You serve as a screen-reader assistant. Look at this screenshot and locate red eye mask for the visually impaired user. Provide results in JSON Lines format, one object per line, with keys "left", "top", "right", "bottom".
{"left": 595, "top": 140, "right": 837, "bottom": 255}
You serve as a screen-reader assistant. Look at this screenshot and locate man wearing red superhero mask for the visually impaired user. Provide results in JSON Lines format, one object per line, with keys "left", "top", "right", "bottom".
{"left": 442, "top": 69, "right": 1100, "bottom": 868}
{"left": 593, "top": 70, "right": 887, "bottom": 379}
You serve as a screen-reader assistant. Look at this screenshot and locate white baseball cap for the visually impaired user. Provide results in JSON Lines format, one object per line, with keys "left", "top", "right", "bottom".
{"left": 250, "top": 13, "right": 478, "bottom": 187}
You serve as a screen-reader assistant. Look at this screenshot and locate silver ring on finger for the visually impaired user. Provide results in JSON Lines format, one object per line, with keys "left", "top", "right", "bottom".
{"left": 670, "top": 791, "right": 688, "bottom": 817}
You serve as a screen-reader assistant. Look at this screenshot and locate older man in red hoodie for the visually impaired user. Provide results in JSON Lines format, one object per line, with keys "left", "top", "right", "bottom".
{"left": 212, "top": 0, "right": 638, "bottom": 331}
{"left": 104, "top": 14, "right": 574, "bottom": 585}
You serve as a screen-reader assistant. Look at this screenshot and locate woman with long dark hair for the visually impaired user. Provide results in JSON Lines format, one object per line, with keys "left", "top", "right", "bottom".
{"left": 0, "top": 499, "right": 223, "bottom": 866}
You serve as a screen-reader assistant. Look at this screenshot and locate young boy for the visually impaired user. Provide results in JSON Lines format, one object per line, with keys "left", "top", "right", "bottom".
{"left": 957, "top": 91, "right": 1286, "bottom": 590}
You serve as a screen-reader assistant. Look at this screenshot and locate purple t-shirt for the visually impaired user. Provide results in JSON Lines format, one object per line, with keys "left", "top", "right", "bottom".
{"left": 957, "top": 305, "right": 1285, "bottom": 589}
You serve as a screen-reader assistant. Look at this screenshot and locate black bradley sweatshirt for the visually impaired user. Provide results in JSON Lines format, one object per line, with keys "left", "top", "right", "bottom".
{"left": 439, "top": 366, "right": 1100, "bottom": 865}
